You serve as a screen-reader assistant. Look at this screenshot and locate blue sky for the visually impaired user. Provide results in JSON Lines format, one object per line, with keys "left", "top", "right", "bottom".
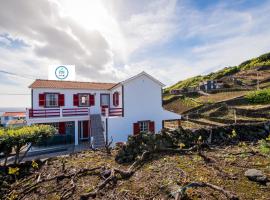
{"left": 0, "top": 0, "right": 270, "bottom": 107}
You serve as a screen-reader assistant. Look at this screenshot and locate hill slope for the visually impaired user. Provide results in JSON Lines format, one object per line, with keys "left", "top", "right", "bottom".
{"left": 165, "top": 52, "right": 270, "bottom": 93}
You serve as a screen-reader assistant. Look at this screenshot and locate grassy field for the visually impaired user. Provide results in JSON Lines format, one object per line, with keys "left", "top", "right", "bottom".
{"left": 197, "top": 91, "right": 248, "bottom": 104}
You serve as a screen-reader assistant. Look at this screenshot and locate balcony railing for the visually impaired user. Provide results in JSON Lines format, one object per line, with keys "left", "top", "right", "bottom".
{"left": 28, "top": 108, "right": 90, "bottom": 118}
{"left": 101, "top": 107, "right": 123, "bottom": 117}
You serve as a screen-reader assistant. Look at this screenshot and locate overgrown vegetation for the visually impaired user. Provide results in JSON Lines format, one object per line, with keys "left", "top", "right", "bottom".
{"left": 0, "top": 125, "right": 56, "bottom": 165}
{"left": 2, "top": 122, "right": 270, "bottom": 200}
{"left": 245, "top": 88, "right": 270, "bottom": 104}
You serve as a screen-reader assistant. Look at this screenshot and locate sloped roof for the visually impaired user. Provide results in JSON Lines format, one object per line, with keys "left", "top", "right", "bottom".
{"left": 121, "top": 71, "right": 165, "bottom": 87}
{"left": 7, "top": 119, "right": 26, "bottom": 125}
{"left": 29, "top": 79, "right": 118, "bottom": 90}
{"left": 2, "top": 112, "right": 26, "bottom": 117}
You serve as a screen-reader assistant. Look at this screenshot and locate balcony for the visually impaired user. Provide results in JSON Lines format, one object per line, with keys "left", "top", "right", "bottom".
{"left": 101, "top": 107, "right": 123, "bottom": 117}
{"left": 27, "top": 107, "right": 90, "bottom": 118}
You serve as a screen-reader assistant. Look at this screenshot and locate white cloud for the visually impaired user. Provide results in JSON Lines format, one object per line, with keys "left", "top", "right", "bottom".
{"left": 1, "top": 0, "right": 270, "bottom": 107}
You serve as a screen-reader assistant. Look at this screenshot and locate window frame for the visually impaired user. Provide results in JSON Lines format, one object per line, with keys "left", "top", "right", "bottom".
{"left": 45, "top": 93, "right": 59, "bottom": 108}
{"left": 100, "top": 93, "right": 110, "bottom": 107}
{"left": 138, "top": 121, "right": 149, "bottom": 132}
{"left": 78, "top": 93, "right": 90, "bottom": 107}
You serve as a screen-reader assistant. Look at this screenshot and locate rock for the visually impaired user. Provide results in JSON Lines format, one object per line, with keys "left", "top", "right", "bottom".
{"left": 244, "top": 169, "right": 268, "bottom": 183}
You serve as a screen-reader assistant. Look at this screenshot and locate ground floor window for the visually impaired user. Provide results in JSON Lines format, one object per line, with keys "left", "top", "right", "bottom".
{"left": 139, "top": 121, "right": 149, "bottom": 132}
{"left": 133, "top": 120, "right": 155, "bottom": 135}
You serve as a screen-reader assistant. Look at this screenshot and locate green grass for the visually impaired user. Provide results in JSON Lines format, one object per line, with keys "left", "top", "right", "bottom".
{"left": 245, "top": 88, "right": 270, "bottom": 104}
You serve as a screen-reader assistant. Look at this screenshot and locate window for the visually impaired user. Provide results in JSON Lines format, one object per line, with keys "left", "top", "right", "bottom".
{"left": 100, "top": 94, "right": 110, "bottom": 106}
{"left": 113, "top": 92, "right": 119, "bottom": 106}
{"left": 139, "top": 121, "right": 149, "bottom": 132}
{"left": 45, "top": 93, "right": 58, "bottom": 107}
{"left": 79, "top": 94, "right": 89, "bottom": 106}
{"left": 4, "top": 116, "right": 9, "bottom": 120}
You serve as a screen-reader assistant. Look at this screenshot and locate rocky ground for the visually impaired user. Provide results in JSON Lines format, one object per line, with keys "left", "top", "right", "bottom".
{"left": 1, "top": 142, "right": 270, "bottom": 200}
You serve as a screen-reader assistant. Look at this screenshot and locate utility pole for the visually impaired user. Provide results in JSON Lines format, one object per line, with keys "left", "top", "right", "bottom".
{"left": 234, "top": 109, "right": 237, "bottom": 124}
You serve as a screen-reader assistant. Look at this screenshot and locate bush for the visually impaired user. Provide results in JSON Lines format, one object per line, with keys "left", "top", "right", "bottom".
{"left": 0, "top": 125, "right": 56, "bottom": 165}
{"left": 245, "top": 88, "right": 270, "bottom": 104}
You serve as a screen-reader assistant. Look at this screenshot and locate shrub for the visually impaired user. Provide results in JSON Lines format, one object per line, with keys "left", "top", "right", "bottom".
{"left": 0, "top": 125, "right": 56, "bottom": 165}
{"left": 245, "top": 88, "right": 270, "bottom": 104}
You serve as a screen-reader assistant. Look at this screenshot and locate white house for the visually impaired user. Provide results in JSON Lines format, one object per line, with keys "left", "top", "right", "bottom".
{"left": 1, "top": 112, "right": 26, "bottom": 127}
{"left": 26, "top": 72, "right": 181, "bottom": 147}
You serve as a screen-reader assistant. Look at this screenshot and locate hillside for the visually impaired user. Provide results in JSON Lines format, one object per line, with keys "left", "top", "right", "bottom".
{"left": 163, "top": 52, "right": 270, "bottom": 128}
{"left": 165, "top": 52, "right": 270, "bottom": 93}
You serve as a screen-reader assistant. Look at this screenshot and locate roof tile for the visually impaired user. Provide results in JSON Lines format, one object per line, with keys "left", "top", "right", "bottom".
{"left": 29, "top": 79, "right": 118, "bottom": 90}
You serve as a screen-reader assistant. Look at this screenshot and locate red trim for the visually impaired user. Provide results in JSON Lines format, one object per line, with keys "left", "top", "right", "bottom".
{"left": 113, "top": 92, "right": 119, "bottom": 106}
{"left": 59, "top": 122, "right": 66, "bottom": 135}
{"left": 39, "top": 93, "right": 45, "bottom": 107}
{"left": 59, "top": 94, "right": 65, "bottom": 106}
{"left": 133, "top": 123, "right": 140, "bottom": 135}
{"left": 73, "top": 94, "right": 79, "bottom": 106}
{"left": 83, "top": 121, "right": 89, "bottom": 138}
{"left": 149, "top": 121, "right": 155, "bottom": 133}
{"left": 89, "top": 94, "right": 95, "bottom": 106}
{"left": 28, "top": 108, "right": 60, "bottom": 118}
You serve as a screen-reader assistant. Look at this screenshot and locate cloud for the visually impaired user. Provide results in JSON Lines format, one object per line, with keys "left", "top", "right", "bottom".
{"left": 0, "top": 0, "right": 115, "bottom": 81}
{"left": 1, "top": 0, "right": 270, "bottom": 107}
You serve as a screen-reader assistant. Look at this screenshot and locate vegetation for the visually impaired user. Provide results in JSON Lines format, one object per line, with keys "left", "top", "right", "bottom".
{"left": 258, "top": 135, "right": 270, "bottom": 155}
{"left": 0, "top": 125, "right": 56, "bottom": 165}
{"left": 165, "top": 52, "right": 270, "bottom": 92}
{"left": 1, "top": 125, "right": 270, "bottom": 200}
{"left": 245, "top": 88, "right": 270, "bottom": 104}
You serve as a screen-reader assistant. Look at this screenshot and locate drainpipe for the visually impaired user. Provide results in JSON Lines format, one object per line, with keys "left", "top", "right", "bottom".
{"left": 75, "top": 120, "right": 78, "bottom": 145}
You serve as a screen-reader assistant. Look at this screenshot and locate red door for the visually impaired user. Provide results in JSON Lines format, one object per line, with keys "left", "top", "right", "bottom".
{"left": 83, "top": 121, "right": 89, "bottom": 138}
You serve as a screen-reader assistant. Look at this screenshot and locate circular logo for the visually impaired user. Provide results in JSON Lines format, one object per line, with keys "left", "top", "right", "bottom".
{"left": 55, "top": 66, "right": 69, "bottom": 80}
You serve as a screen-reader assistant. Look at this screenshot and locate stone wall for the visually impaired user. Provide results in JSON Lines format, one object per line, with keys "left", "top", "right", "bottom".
{"left": 115, "top": 121, "right": 270, "bottom": 163}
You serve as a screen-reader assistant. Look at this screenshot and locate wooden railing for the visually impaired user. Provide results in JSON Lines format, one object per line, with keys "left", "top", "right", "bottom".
{"left": 28, "top": 108, "right": 90, "bottom": 118}
{"left": 29, "top": 108, "right": 60, "bottom": 118}
{"left": 101, "top": 107, "right": 123, "bottom": 117}
{"left": 62, "top": 108, "right": 89, "bottom": 117}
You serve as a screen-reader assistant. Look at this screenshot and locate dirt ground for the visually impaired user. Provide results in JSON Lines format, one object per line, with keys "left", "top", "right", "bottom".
{"left": 3, "top": 143, "right": 270, "bottom": 200}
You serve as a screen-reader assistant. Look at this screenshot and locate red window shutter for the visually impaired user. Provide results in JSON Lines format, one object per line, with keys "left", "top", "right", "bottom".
{"left": 58, "top": 94, "right": 65, "bottom": 106}
{"left": 39, "top": 93, "right": 45, "bottom": 107}
{"left": 89, "top": 94, "right": 95, "bottom": 106}
{"left": 59, "top": 122, "right": 66, "bottom": 135}
{"left": 73, "top": 94, "right": 79, "bottom": 106}
{"left": 113, "top": 92, "right": 119, "bottom": 106}
{"left": 83, "top": 121, "right": 89, "bottom": 138}
{"left": 149, "top": 121, "right": 155, "bottom": 133}
{"left": 133, "top": 123, "right": 140, "bottom": 135}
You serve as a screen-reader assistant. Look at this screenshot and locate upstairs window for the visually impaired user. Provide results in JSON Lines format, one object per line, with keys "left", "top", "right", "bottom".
{"left": 100, "top": 94, "right": 110, "bottom": 107}
{"left": 113, "top": 92, "right": 119, "bottom": 106}
{"left": 45, "top": 93, "right": 58, "bottom": 107}
{"left": 79, "top": 94, "right": 89, "bottom": 106}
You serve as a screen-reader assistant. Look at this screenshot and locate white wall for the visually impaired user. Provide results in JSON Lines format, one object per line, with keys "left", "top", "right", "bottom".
{"left": 107, "top": 74, "right": 180, "bottom": 142}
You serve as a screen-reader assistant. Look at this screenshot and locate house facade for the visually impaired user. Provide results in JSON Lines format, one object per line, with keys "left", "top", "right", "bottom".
{"left": 1, "top": 112, "right": 26, "bottom": 127}
{"left": 199, "top": 80, "right": 224, "bottom": 91}
{"left": 26, "top": 72, "right": 181, "bottom": 147}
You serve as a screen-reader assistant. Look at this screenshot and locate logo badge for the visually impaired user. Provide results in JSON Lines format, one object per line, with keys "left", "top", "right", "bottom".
{"left": 55, "top": 66, "right": 69, "bottom": 80}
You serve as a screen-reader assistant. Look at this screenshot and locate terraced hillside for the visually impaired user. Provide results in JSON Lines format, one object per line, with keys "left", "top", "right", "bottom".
{"left": 165, "top": 52, "right": 270, "bottom": 94}
{"left": 164, "top": 52, "right": 270, "bottom": 128}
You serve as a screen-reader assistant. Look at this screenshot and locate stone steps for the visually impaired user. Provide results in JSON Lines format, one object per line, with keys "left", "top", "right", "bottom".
{"left": 90, "top": 114, "right": 106, "bottom": 149}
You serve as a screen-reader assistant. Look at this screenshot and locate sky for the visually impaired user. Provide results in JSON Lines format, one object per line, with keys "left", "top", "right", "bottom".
{"left": 0, "top": 0, "right": 270, "bottom": 107}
